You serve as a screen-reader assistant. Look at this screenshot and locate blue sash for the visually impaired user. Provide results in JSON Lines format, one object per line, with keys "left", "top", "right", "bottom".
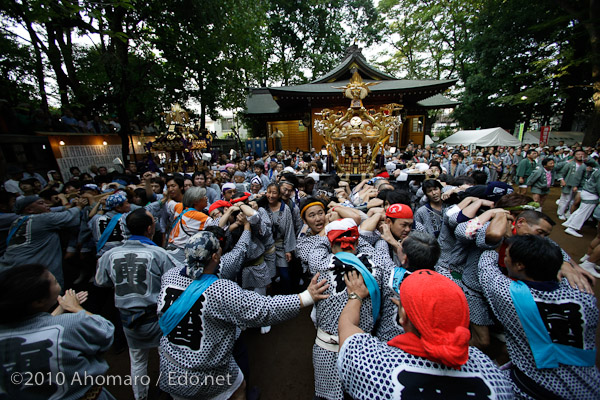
{"left": 6, "top": 215, "right": 30, "bottom": 245}
{"left": 335, "top": 252, "right": 381, "bottom": 324}
{"left": 159, "top": 273, "right": 218, "bottom": 336}
{"left": 509, "top": 280, "right": 596, "bottom": 368}
{"left": 129, "top": 235, "right": 158, "bottom": 246}
{"left": 96, "top": 213, "right": 123, "bottom": 252}
{"left": 169, "top": 208, "right": 195, "bottom": 235}
{"left": 391, "top": 266, "right": 407, "bottom": 295}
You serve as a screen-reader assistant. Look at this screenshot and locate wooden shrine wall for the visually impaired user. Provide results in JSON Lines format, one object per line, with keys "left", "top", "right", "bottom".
{"left": 267, "top": 120, "right": 310, "bottom": 152}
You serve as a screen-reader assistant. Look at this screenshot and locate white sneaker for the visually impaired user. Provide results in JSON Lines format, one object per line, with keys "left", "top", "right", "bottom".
{"left": 558, "top": 214, "right": 566, "bottom": 221}
{"left": 565, "top": 227, "right": 583, "bottom": 238}
{"left": 261, "top": 326, "right": 271, "bottom": 334}
{"left": 580, "top": 254, "right": 590, "bottom": 263}
{"left": 580, "top": 261, "right": 600, "bottom": 278}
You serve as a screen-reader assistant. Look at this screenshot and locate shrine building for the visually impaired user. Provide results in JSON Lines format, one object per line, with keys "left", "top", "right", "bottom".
{"left": 244, "top": 44, "right": 459, "bottom": 152}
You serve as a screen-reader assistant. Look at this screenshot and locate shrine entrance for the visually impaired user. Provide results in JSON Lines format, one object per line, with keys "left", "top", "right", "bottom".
{"left": 267, "top": 121, "right": 310, "bottom": 152}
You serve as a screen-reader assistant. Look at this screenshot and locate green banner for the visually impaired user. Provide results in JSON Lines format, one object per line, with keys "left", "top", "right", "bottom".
{"left": 518, "top": 122, "right": 525, "bottom": 141}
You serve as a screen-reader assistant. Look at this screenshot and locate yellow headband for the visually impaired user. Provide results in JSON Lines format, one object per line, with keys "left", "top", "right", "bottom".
{"left": 301, "top": 202, "right": 325, "bottom": 219}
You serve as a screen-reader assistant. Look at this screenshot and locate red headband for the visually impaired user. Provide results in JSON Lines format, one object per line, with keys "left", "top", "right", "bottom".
{"left": 209, "top": 200, "right": 231, "bottom": 215}
{"left": 230, "top": 192, "right": 251, "bottom": 204}
{"left": 388, "top": 270, "right": 470, "bottom": 369}
{"left": 386, "top": 203, "right": 413, "bottom": 219}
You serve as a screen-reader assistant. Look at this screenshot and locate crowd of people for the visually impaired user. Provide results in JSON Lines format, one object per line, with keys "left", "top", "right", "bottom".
{"left": 0, "top": 140, "right": 599, "bottom": 400}
{"left": 0, "top": 101, "right": 159, "bottom": 136}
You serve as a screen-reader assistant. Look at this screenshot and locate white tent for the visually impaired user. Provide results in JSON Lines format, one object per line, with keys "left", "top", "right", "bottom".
{"left": 424, "top": 135, "right": 434, "bottom": 145}
{"left": 443, "top": 127, "right": 522, "bottom": 147}
{"left": 521, "top": 132, "right": 539, "bottom": 145}
{"left": 525, "top": 131, "right": 585, "bottom": 147}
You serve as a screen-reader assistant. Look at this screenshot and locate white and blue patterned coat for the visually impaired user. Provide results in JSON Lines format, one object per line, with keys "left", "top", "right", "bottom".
{"left": 479, "top": 250, "right": 600, "bottom": 399}
{"left": 157, "top": 268, "right": 301, "bottom": 400}
{"left": 338, "top": 333, "right": 514, "bottom": 400}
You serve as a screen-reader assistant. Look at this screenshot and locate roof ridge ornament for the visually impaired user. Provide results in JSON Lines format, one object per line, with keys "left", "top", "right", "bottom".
{"left": 333, "top": 70, "right": 379, "bottom": 109}
{"left": 344, "top": 43, "right": 362, "bottom": 58}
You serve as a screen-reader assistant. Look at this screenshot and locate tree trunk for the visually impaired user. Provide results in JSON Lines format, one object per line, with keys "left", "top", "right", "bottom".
{"left": 45, "top": 26, "right": 71, "bottom": 108}
{"left": 200, "top": 101, "right": 207, "bottom": 130}
{"left": 55, "top": 28, "right": 87, "bottom": 108}
{"left": 560, "top": 93, "right": 578, "bottom": 131}
{"left": 281, "top": 42, "right": 288, "bottom": 86}
{"left": 560, "top": 27, "right": 589, "bottom": 131}
{"left": 556, "top": 0, "right": 600, "bottom": 146}
{"left": 116, "top": 40, "right": 131, "bottom": 163}
{"left": 582, "top": 9, "right": 600, "bottom": 146}
{"left": 523, "top": 107, "right": 533, "bottom": 133}
{"left": 103, "top": 5, "right": 131, "bottom": 162}
{"left": 11, "top": 3, "right": 48, "bottom": 111}
{"left": 199, "top": 75, "right": 206, "bottom": 130}
{"left": 24, "top": 22, "right": 48, "bottom": 112}
{"left": 582, "top": 81, "right": 600, "bottom": 147}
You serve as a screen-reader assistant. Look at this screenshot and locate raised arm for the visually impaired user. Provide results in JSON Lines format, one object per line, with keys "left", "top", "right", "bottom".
{"left": 219, "top": 223, "right": 251, "bottom": 281}
{"left": 142, "top": 171, "right": 155, "bottom": 201}
{"left": 215, "top": 274, "right": 329, "bottom": 329}
{"left": 334, "top": 205, "right": 362, "bottom": 226}
{"left": 460, "top": 198, "right": 495, "bottom": 219}
{"left": 352, "top": 178, "right": 371, "bottom": 194}
{"left": 483, "top": 209, "right": 511, "bottom": 246}
{"left": 218, "top": 205, "right": 238, "bottom": 228}
{"left": 359, "top": 212, "right": 383, "bottom": 233}
{"left": 339, "top": 271, "right": 370, "bottom": 346}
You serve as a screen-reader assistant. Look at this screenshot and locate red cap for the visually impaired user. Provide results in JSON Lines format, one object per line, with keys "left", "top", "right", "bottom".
{"left": 385, "top": 203, "right": 413, "bottom": 219}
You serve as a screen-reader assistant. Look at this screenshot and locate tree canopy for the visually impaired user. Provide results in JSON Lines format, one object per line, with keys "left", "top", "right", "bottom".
{"left": 376, "top": 0, "right": 598, "bottom": 142}
{"left": 1, "top": 0, "right": 598, "bottom": 146}
{"left": 0, "top": 0, "right": 379, "bottom": 117}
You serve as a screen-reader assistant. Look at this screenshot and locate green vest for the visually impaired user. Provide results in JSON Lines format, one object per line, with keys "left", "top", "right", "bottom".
{"left": 557, "top": 161, "right": 585, "bottom": 193}
{"left": 526, "top": 166, "right": 554, "bottom": 194}
{"left": 516, "top": 158, "right": 536, "bottom": 179}
{"left": 581, "top": 168, "right": 600, "bottom": 203}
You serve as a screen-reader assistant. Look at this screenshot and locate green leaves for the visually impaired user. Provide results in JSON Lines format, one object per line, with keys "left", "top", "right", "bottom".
{"left": 377, "top": 0, "right": 592, "bottom": 131}
{"left": 1, "top": 0, "right": 381, "bottom": 128}
{"left": 376, "top": 0, "right": 476, "bottom": 80}
{"left": 456, "top": 0, "right": 592, "bottom": 129}
{"left": 0, "top": 31, "right": 39, "bottom": 105}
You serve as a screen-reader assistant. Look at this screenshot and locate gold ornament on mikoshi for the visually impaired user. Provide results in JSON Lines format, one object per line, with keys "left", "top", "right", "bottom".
{"left": 315, "top": 71, "right": 403, "bottom": 175}
{"left": 165, "top": 103, "right": 190, "bottom": 126}
{"left": 149, "top": 103, "right": 214, "bottom": 173}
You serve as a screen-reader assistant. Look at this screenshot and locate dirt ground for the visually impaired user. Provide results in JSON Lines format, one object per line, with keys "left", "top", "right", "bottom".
{"left": 103, "top": 186, "right": 600, "bottom": 400}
